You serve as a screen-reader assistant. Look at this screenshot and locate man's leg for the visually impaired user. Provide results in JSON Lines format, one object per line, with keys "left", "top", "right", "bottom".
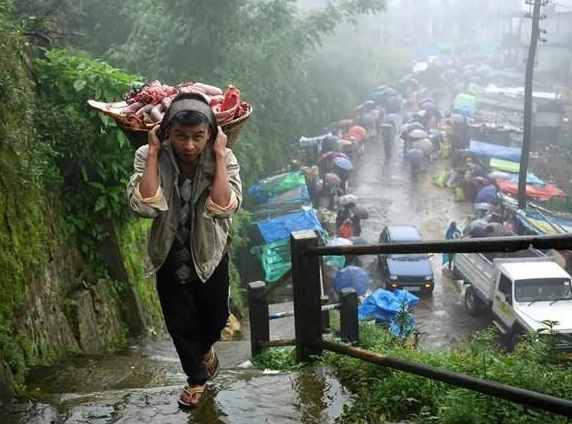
{"left": 195, "top": 255, "right": 230, "bottom": 355}
{"left": 156, "top": 265, "right": 208, "bottom": 386}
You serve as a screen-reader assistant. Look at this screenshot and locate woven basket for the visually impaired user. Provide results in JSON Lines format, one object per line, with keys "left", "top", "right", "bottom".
{"left": 118, "top": 103, "right": 253, "bottom": 150}
{"left": 223, "top": 103, "right": 253, "bottom": 147}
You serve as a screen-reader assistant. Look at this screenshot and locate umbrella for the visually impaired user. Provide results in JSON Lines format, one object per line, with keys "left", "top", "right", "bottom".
{"left": 324, "top": 172, "right": 342, "bottom": 187}
{"left": 419, "top": 97, "right": 433, "bottom": 106}
{"left": 333, "top": 157, "right": 353, "bottom": 171}
{"left": 348, "top": 125, "right": 367, "bottom": 143}
{"left": 324, "top": 237, "right": 353, "bottom": 269}
{"left": 334, "top": 265, "right": 370, "bottom": 296}
{"left": 408, "top": 129, "right": 428, "bottom": 139}
{"left": 338, "top": 194, "right": 359, "bottom": 206}
{"left": 353, "top": 206, "right": 369, "bottom": 220}
{"left": 336, "top": 119, "right": 354, "bottom": 128}
{"left": 405, "top": 148, "right": 424, "bottom": 166}
{"left": 319, "top": 151, "right": 348, "bottom": 163}
{"left": 412, "top": 138, "right": 433, "bottom": 155}
{"left": 328, "top": 237, "right": 353, "bottom": 247}
{"left": 403, "top": 122, "right": 425, "bottom": 133}
{"left": 475, "top": 184, "right": 498, "bottom": 204}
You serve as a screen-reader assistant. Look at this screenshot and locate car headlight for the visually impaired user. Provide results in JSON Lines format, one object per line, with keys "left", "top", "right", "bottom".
{"left": 425, "top": 275, "right": 432, "bottom": 281}
{"left": 389, "top": 275, "right": 398, "bottom": 281}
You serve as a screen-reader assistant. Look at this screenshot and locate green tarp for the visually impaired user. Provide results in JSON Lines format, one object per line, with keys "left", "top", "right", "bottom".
{"left": 257, "top": 239, "right": 291, "bottom": 283}
{"left": 256, "top": 236, "right": 345, "bottom": 284}
{"left": 248, "top": 172, "right": 307, "bottom": 204}
{"left": 490, "top": 158, "right": 519, "bottom": 173}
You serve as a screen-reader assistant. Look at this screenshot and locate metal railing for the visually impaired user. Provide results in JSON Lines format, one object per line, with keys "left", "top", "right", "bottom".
{"left": 249, "top": 230, "right": 572, "bottom": 418}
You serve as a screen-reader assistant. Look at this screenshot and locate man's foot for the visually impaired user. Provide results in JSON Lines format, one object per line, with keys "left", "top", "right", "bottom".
{"left": 178, "top": 384, "right": 207, "bottom": 409}
{"left": 203, "top": 347, "right": 220, "bottom": 380}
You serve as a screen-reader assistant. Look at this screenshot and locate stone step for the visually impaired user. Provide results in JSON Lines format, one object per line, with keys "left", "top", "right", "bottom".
{"left": 1, "top": 367, "right": 348, "bottom": 424}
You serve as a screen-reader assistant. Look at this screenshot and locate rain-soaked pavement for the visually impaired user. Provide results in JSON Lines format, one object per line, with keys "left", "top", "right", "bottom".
{"left": 0, "top": 135, "right": 492, "bottom": 423}
{"left": 350, "top": 138, "right": 490, "bottom": 349}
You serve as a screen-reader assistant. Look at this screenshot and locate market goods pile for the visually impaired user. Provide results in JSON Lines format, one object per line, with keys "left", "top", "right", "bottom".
{"left": 88, "top": 80, "right": 251, "bottom": 131}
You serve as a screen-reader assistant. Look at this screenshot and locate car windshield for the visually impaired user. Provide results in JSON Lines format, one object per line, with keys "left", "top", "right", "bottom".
{"left": 514, "top": 278, "right": 572, "bottom": 303}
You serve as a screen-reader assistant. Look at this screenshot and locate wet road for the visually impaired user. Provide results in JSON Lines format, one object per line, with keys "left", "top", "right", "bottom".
{"left": 350, "top": 138, "right": 490, "bottom": 349}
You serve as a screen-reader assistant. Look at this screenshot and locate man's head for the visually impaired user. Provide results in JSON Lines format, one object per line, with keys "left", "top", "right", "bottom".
{"left": 160, "top": 93, "right": 217, "bottom": 164}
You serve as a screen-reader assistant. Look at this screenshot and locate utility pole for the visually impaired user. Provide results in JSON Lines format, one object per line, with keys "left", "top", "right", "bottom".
{"left": 518, "top": 0, "right": 548, "bottom": 210}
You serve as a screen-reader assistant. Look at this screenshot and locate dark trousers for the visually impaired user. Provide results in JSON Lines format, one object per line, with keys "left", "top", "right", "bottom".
{"left": 156, "top": 255, "right": 229, "bottom": 385}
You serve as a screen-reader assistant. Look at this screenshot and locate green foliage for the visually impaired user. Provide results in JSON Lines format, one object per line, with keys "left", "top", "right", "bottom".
{"left": 227, "top": 210, "right": 252, "bottom": 315}
{"left": 323, "top": 323, "right": 572, "bottom": 424}
{"left": 253, "top": 347, "right": 302, "bottom": 371}
{"left": 0, "top": 5, "right": 75, "bottom": 384}
{"left": 95, "top": 0, "right": 390, "bottom": 186}
{"left": 34, "top": 49, "right": 140, "bottom": 275}
{"left": 118, "top": 220, "right": 164, "bottom": 335}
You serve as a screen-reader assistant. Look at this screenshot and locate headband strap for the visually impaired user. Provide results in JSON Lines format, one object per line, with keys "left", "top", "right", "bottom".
{"left": 166, "top": 98, "right": 214, "bottom": 125}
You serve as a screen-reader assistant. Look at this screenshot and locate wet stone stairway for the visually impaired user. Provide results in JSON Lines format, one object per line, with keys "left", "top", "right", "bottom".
{"left": 1, "top": 368, "right": 347, "bottom": 424}
{"left": 0, "top": 304, "right": 349, "bottom": 424}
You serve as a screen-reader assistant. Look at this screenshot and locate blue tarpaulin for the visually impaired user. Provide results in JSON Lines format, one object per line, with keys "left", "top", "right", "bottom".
{"left": 255, "top": 208, "right": 324, "bottom": 245}
{"left": 469, "top": 140, "right": 521, "bottom": 162}
{"left": 358, "top": 289, "right": 420, "bottom": 336}
{"left": 475, "top": 185, "right": 498, "bottom": 204}
{"left": 507, "top": 174, "right": 544, "bottom": 186}
{"left": 334, "top": 266, "right": 370, "bottom": 296}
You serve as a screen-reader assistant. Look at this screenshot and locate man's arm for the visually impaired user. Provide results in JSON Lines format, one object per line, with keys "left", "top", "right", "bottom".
{"left": 126, "top": 126, "right": 168, "bottom": 218}
{"left": 207, "top": 127, "right": 241, "bottom": 218}
{"left": 138, "top": 126, "right": 161, "bottom": 198}
{"left": 210, "top": 128, "right": 232, "bottom": 207}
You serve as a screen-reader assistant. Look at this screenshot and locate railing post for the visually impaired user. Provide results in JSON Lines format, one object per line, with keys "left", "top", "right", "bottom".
{"left": 291, "top": 230, "right": 323, "bottom": 362}
{"left": 321, "top": 295, "right": 330, "bottom": 333}
{"left": 248, "top": 281, "right": 269, "bottom": 357}
{"left": 340, "top": 287, "right": 359, "bottom": 344}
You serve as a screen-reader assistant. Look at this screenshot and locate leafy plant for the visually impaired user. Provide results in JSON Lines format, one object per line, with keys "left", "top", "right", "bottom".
{"left": 323, "top": 323, "right": 572, "bottom": 424}
{"left": 253, "top": 346, "right": 302, "bottom": 371}
{"left": 34, "top": 49, "right": 140, "bottom": 274}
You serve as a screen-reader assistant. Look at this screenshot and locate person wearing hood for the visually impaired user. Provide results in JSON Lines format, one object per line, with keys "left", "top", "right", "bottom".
{"left": 443, "top": 221, "right": 461, "bottom": 270}
{"left": 127, "top": 92, "right": 242, "bottom": 408}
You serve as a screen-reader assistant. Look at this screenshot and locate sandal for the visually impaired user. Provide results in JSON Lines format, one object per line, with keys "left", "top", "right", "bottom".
{"left": 178, "top": 384, "right": 207, "bottom": 409}
{"left": 203, "top": 348, "right": 220, "bottom": 380}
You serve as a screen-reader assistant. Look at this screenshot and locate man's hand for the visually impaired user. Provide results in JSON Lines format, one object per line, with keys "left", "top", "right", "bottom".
{"left": 148, "top": 125, "right": 161, "bottom": 156}
{"left": 213, "top": 126, "right": 228, "bottom": 157}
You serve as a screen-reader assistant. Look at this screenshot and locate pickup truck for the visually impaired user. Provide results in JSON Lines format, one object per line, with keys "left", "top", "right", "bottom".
{"left": 454, "top": 250, "right": 572, "bottom": 350}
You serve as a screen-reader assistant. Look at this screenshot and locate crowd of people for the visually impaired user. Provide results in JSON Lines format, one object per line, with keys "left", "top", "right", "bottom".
{"left": 294, "top": 85, "right": 405, "bottom": 241}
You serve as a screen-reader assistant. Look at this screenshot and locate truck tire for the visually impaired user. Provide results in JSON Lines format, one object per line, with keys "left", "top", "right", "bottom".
{"left": 506, "top": 326, "right": 525, "bottom": 351}
{"left": 464, "top": 286, "right": 483, "bottom": 316}
{"left": 451, "top": 263, "right": 462, "bottom": 280}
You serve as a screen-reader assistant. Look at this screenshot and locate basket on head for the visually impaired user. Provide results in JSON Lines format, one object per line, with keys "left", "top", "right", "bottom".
{"left": 221, "top": 103, "right": 253, "bottom": 147}
{"left": 118, "top": 103, "right": 253, "bottom": 150}
{"left": 118, "top": 125, "right": 149, "bottom": 150}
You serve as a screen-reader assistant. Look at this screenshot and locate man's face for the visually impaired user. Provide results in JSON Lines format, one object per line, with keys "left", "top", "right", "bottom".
{"left": 170, "top": 122, "right": 211, "bottom": 164}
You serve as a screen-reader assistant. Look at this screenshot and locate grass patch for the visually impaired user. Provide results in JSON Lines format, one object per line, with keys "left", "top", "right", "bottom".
{"left": 323, "top": 323, "right": 572, "bottom": 424}
{"left": 252, "top": 319, "right": 572, "bottom": 423}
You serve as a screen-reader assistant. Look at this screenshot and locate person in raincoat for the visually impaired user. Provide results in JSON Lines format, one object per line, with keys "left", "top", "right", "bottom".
{"left": 443, "top": 221, "right": 461, "bottom": 270}
{"left": 405, "top": 147, "right": 425, "bottom": 177}
{"left": 336, "top": 201, "right": 369, "bottom": 237}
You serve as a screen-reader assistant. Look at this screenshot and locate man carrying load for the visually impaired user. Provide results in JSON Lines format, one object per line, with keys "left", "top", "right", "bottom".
{"left": 127, "top": 93, "right": 242, "bottom": 409}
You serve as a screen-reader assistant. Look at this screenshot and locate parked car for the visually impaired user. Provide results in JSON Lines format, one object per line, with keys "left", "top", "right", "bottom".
{"left": 378, "top": 225, "right": 434, "bottom": 294}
